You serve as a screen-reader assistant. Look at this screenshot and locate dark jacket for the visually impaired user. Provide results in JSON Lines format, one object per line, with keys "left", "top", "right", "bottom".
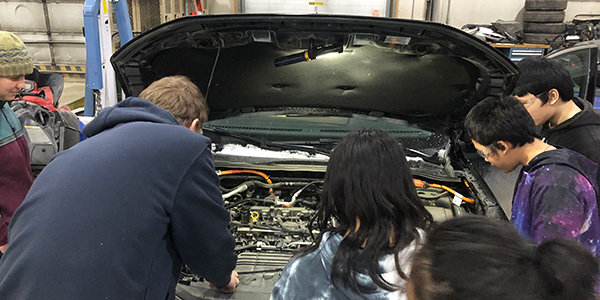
{"left": 0, "top": 98, "right": 236, "bottom": 300}
{"left": 270, "top": 230, "right": 423, "bottom": 300}
{"left": 511, "top": 148, "right": 600, "bottom": 256}
{"left": 0, "top": 101, "right": 33, "bottom": 247}
{"left": 541, "top": 97, "right": 600, "bottom": 165}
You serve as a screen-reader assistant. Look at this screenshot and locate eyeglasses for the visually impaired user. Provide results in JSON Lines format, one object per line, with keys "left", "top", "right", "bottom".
{"left": 518, "top": 91, "right": 547, "bottom": 108}
{"left": 476, "top": 148, "right": 490, "bottom": 159}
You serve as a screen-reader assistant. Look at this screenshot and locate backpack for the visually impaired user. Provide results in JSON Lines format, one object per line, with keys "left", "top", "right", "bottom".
{"left": 10, "top": 101, "right": 80, "bottom": 173}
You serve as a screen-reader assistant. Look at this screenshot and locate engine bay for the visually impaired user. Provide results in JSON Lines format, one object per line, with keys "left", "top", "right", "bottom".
{"left": 176, "top": 167, "right": 478, "bottom": 300}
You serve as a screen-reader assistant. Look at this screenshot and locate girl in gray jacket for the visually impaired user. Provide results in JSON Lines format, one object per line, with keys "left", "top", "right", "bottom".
{"left": 271, "top": 129, "right": 433, "bottom": 300}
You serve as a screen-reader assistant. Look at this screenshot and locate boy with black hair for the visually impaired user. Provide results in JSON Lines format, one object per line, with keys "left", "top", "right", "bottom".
{"left": 513, "top": 57, "right": 600, "bottom": 165}
{"left": 464, "top": 96, "right": 600, "bottom": 256}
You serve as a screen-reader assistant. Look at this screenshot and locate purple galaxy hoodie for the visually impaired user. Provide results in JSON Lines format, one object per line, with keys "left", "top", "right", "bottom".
{"left": 511, "top": 148, "right": 600, "bottom": 256}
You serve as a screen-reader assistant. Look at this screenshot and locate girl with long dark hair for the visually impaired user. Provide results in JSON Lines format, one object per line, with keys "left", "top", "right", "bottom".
{"left": 408, "top": 216, "right": 599, "bottom": 300}
{"left": 271, "top": 129, "right": 434, "bottom": 300}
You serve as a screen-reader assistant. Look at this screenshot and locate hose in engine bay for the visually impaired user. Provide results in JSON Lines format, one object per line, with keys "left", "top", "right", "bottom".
{"left": 220, "top": 180, "right": 301, "bottom": 192}
{"left": 217, "top": 169, "right": 277, "bottom": 199}
{"left": 413, "top": 179, "right": 474, "bottom": 204}
{"left": 217, "top": 169, "right": 323, "bottom": 207}
{"left": 275, "top": 181, "right": 323, "bottom": 207}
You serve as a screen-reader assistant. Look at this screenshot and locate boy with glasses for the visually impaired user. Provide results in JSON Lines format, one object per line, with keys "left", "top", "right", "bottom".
{"left": 513, "top": 57, "right": 600, "bottom": 166}
{"left": 465, "top": 96, "right": 600, "bottom": 256}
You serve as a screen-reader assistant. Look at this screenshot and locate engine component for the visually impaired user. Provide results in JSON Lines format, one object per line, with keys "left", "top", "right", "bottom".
{"left": 176, "top": 169, "right": 477, "bottom": 299}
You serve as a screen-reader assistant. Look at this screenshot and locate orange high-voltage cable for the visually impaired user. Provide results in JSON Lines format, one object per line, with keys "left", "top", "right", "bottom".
{"left": 217, "top": 169, "right": 277, "bottom": 198}
{"left": 413, "top": 179, "right": 474, "bottom": 204}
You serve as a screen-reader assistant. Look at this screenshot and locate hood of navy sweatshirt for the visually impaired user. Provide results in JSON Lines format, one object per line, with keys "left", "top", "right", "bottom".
{"left": 82, "top": 97, "right": 179, "bottom": 138}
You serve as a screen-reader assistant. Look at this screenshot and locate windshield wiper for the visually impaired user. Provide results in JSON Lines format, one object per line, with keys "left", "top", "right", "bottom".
{"left": 203, "top": 127, "right": 331, "bottom": 157}
{"left": 405, "top": 148, "right": 443, "bottom": 165}
{"left": 271, "top": 137, "right": 441, "bottom": 164}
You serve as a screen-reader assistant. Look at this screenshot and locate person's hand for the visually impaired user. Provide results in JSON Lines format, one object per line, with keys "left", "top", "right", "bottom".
{"left": 208, "top": 271, "right": 239, "bottom": 293}
{"left": 0, "top": 243, "right": 7, "bottom": 253}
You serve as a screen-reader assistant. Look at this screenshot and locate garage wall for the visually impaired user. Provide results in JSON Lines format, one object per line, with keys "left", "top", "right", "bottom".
{"left": 198, "top": 0, "right": 235, "bottom": 14}
{"left": 395, "top": 0, "right": 428, "bottom": 20}
{"left": 204, "top": 0, "right": 598, "bottom": 28}
{"left": 436, "top": 0, "right": 526, "bottom": 28}
{"left": 201, "top": 0, "right": 428, "bottom": 20}
{"left": 435, "top": 0, "right": 599, "bottom": 28}
{"left": 0, "top": 0, "right": 86, "bottom": 66}
{"left": 202, "top": 0, "right": 392, "bottom": 16}
{"left": 242, "top": 0, "right": 390, "bottom": 16}
{"left": 565, "top": 1, "right": 600, "bottom": 21}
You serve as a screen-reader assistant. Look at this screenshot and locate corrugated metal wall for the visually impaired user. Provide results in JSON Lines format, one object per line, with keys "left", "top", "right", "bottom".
{"left": 0, "top": 0, "right": 86, "bottom": 68}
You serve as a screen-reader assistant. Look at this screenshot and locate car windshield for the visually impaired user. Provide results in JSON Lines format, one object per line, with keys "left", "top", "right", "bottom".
{"left": 203, "top": 113, "right": 449, "bottom": 154}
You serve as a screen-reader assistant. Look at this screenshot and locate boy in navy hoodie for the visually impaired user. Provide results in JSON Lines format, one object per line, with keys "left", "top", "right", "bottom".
{"left": 0, "top": 76, "right": 238, "bottom": 299}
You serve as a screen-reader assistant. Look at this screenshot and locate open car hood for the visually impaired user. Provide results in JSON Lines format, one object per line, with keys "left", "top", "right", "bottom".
{"left": 111, "top": 14, "right": 517, "bottom": 130}
{"left": 111, "top": 16, "right": 512, "bottom": 299}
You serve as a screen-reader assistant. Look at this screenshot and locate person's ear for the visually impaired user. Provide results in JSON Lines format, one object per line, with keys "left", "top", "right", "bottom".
{"left": 548, "top": 88, "right": 560, "bottom": 105}
{"left": 496, "top": 141, "right": 512, "bottom": 154}
{"left": 187, "top": 118, "right": 201, "bottom": 133}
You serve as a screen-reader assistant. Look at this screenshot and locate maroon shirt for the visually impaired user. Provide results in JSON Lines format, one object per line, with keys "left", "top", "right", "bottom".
{"left": 0, "top": 103, "right": 33, "bottom": 246}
